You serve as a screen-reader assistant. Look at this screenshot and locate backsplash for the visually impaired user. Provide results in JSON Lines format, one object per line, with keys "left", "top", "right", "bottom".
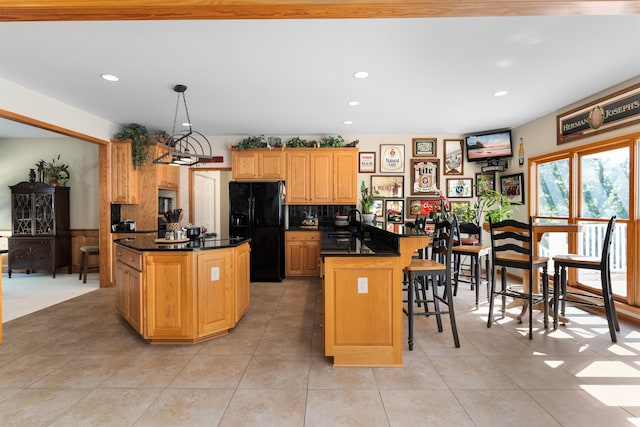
{"left": 288, "top": 205, "right": 356, "bottom": 226}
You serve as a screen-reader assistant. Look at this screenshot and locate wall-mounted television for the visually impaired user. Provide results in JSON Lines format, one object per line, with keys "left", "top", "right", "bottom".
{"left": 465, "top": 129, "right": 513, "bottom": 162}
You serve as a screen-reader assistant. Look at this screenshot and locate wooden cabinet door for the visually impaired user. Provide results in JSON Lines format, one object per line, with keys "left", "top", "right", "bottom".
{"left": 310, "top": 151, "right": 333, "bottom": 203}
{"left": 127, "top": 267, "right": 143, "bottom": 334}
{"left": 333, "top": 150, "right": 358, "bottom": 204}
{"left": 232, "top": 151, "right": 260, "bottom": 180}
{"left": 234, "top": 242, "right": 251, "bottom": 321}
{"left": 303, "top": 240, "right": 321, "bottom": 276}
{"left": 286, "top": 151, "right": 311, "bottom": 204}
{"left": 155, "top": 144, "right": 180, "bottom": 189}
{"left": 260, "top": 151, "right": 285, "bottom": 179}
{"left": 286, "top": 232, "right": 320, "bottom": 276}
{"left": 286, "top": 239, "right": 305, "bottom": 276}
{"left": 144, "top": 253, "right": 192, "bottom": 339}
{"left": 111, "top": 140, "right": 139, "bottom": 204}
{"left": 115, "top": 261, "right": 128, "bottom": 317}
{"left": 196, "top": 250, "right": 233, "bottom": 336}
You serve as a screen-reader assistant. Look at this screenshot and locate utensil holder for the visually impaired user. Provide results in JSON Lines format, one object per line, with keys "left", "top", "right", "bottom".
{"left": 167, "top": 222, "right": 182, "bottom": 232}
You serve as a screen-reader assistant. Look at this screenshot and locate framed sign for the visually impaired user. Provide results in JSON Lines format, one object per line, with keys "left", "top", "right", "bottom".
{"left": 385, "top": 199, "right": 404, "bottom": 223}
{"left": 443, "top": 139, "right": 464, "bottom": 175}
{"left": 371, "top": 198, "right": 384, "bottom": 220}
{"left": 412, "top": 137, "right": 437, "bottom": 157}
{"left": 407, "top": 197, "right": 440, "bottom": 217}
{"left": 411, "top": 158, "right": 440, "bottom": 195}
{"left": 475, "top": 172, "right": 495, "bottom": 196}
{"left": 380, "top": 144, "right": 405, "bottom": 173}
{"left": 371, "top": 175, "right": 404, "bottom": 198}
{"left": 358, "top": 151, "right": 376, "bottom": 173}
{"left": 500, "top": 173, "right": 525, "bottom": 205}
{"left": 446, "top": 178, "right": 473, "bottom": 198}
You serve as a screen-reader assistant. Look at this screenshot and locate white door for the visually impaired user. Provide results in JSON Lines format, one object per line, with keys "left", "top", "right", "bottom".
{"left": 193, "top": 171, "right": 218, "bottom": 235}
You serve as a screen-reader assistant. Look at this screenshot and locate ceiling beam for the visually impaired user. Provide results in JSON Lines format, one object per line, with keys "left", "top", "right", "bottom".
{"left": 1, "top": 0, "right": 639, "bottom": 22}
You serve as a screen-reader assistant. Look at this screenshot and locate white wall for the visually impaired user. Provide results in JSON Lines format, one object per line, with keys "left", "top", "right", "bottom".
{"left": 0, "top": 137, "right": 99, "bottom": 229}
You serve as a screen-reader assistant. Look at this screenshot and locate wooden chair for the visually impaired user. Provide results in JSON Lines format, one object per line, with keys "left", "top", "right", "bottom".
{"left": 404, "top": 217, "right": 460, "bottom": 350}
{"left": 552, "top": 216, "right": 620, "bottom": 342}
{"left": 487, "top": 217, "right": 550, "bottom": 339}
{"left": 452, "top": 220, "right": 491, "bottom": 308}
{"left": 79, "top": 245, "right": 99, "bottom": 284}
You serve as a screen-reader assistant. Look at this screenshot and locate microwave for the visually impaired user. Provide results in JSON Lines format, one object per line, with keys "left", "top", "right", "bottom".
{"left": 158, "top": 197, "right": 172, "bottom": 213}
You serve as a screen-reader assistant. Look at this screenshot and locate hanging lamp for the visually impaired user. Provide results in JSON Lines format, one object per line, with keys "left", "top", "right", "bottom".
{"left": 153, "top": 84, "right": 222, "bottom": 166}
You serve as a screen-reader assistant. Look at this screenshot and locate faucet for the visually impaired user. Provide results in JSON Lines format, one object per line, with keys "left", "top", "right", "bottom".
{"left": 348, "top": 209, "right": 363, "bottom": 239}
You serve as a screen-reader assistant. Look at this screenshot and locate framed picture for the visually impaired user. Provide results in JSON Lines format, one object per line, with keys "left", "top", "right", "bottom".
{"left": 412, "top": 137, "right": 437, "bottom": 157}
{"left": 500, "top": 173, "right": 525, "bottom": 204}
{"left": 406, "top": 197, "right": 440, "bottom": 217}
{"left": 371, "top": 175, "right": 404, "bottom": 198}
{"left": 443, "top": 139, "right": 464, "bottom": 175}
{"left": 380, "top": 144, "right": 405, "bottom": 173}
{"left": 371, "top": 198, "right": 384, "bottom": 221}
{"left": 475, "top": 172, "right": 495, "bottom": 196}
{"left": 358, "top": 151, "right": 376, "bottom": 173}
{"left": 450, "top": 201, "right": 471, "bottom": 215}
{"left": 446, "top": 178, "right": 473, "bottom": 198}
{"left": 411, "top": 158, "right": 440, "bottom": 195}
{"left": 385, "top": 199, "right": 404, "bottom": 223}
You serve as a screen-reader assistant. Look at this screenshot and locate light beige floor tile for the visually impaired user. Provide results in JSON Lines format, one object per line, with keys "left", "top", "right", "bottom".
{"left": 48, "top": 387, "right": 161, "bottom": 427}
{"left": 196, "top": 329, "right": 263, "bottom": 355}
{"left": 308, "top": 355, "right": 377, "bottom": 389}
{"left": 169, "top": 354, "right": 251, "bottom": 388}
{"left": 429, "top": 355, "right": 519, "bottom": 389}
{"left": 0, "top": 388, "right": 89, "bottom": 426}
{"left": 135, "top": 388, "right": 234, "bottom": 427}
{"left": 30, "top": 354, "right": 128, "bottom": 388}
{"left": 0, "top": 354, "right": 70, "bottom": 388}
{"left": 239, "top": 355, "right": 310, "bottom": 389}
{"left": 381, "top": 389, "right": 475, "bottom": 426}
{"left": 305, "top": 389, "right": 389, "bottom": 427}
{"left": 527, "top": 389, "right": 634, "bottom": 427}
{"left": 0, "top": 388, "right": 21, "bottom": 403}
{"left": 374, "top": 352, "right": 448, "bottom": 389}
{"left": 219, "top": 388, "right": 307, "bottom": 426}
{"left": 454, "top": 389, "right": 562, "bottom": 427}
{"left": 492, "top": 355, "right": 586, "bottom": 389}
{"left": 100, "top": 354, "right": 193, "bottom": 388}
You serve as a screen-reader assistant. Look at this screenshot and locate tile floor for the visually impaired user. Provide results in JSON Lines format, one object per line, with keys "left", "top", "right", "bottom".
{"left": 1, "top": 276, "right": 639, "bottom": 426}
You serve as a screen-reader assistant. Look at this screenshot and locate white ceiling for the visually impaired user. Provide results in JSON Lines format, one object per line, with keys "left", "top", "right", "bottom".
{"left": 1, "top": 16, "right": 639, "bottom": 139}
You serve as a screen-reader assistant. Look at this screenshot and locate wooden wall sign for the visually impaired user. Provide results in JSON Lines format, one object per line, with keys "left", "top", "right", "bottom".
{"left": 557, "top": 82, "right": 640, "bottom": 145}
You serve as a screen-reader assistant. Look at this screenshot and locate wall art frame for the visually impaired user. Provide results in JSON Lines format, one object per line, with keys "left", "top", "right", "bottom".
{"left": 385, "top": 199, "right": 404, "bottom": 224}
{"left": 370, "top": 175, "right": 404, "bottom": 198}
{"left": 411, "top": 158, "right": 440, "bottom": 195}
{"left": 443, "top": 138, "right": 464, "bottom": 175}
{"left": 412, "top": 137, "right": 437, "bottom": 157}
{"left": 475, "top": 172, "right": 495, "bottom": 196}
{"left": 500, "top": 172, "right": 525, "bottom": 205}
{"left": 406, "top": 197, "right": 440, "bottom": 217}
{"left": 446, "top": 178, "right": 473, "bottom": 198}
{"left": 358, "top": 151, "right": 376, "bottom": 173}
{"left": 379, "top": 144, "right": 405, "bottom": 173}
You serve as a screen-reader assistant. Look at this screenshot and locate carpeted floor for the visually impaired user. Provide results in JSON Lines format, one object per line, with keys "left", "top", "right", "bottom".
{"left": 2, "top": 271, "right": 99, "bottom": 323}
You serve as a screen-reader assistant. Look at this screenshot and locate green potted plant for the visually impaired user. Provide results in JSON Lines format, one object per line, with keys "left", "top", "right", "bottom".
{"left": 360, "top": 181, "right": 377, "bottom": 223}
{"left": 35, "top": 155, "right": 70, "bottom": 186}
{"left": 475, "top": 179, "right": 513, "bottom": 224}
{"left": 114, "top": 123, "right": 151, "bottom": 169}
{"left": 320, "top": 135, "right": 344, "bottom": 148}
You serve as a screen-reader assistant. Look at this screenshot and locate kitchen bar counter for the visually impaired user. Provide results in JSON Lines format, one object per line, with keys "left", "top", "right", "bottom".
{"left": 113, "top": 236, "right": 250, "bottom": 344}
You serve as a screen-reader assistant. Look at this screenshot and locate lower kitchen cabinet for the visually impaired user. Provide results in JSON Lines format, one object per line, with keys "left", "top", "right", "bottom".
{"left": 115, "top": 246, "right": 143, "bottom": 334}
{"left": 285, "top": 231, "right": 320, "bottom": 276}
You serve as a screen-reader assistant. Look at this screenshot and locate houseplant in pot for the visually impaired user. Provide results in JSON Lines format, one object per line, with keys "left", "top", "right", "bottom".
{"left": 360, "top": 181, "right": 376, "bottom": 223}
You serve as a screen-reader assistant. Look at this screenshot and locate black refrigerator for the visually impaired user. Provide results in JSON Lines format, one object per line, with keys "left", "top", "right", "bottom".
{"left": 229, "top": 181, "right": 285, "bottom": 282}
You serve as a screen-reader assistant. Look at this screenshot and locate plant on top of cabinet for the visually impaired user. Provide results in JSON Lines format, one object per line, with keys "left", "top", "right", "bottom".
{"left": 35, "top": 154, "right": 70, "bottom": 186}
{"left": 320, "top": 135, "right": 344, "bottom": 148}
{"left": 286, "top": 136, "right": 309, "bottom": 148}
{"left": 114, "top": 123, "right": 151, "bottom": 169}
{"left": 237, "top": 135, "right": 266, "bottom": 150}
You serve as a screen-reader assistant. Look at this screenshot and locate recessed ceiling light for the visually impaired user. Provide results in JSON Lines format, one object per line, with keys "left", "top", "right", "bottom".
{"left": 494, "top": 90, "right": 508, "bottom": 97}
{"left": 101, "top": 74, "right": 119, "bottom": 82}
{"left": 348, "top": 101, "right": 360, "bottom": 106}
{"left": 343, "top": 121, "right": 353, "bottom": 125}
{"left": 353, "top": 71, "right": 369, "bottom": 79}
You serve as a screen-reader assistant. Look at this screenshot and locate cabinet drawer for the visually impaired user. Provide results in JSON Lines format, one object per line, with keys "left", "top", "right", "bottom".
{"left": 115, "top": 246, "right": 142, "bottom": 270}
{"left": 286, "top": 231, "right": 320, "bottom": 241}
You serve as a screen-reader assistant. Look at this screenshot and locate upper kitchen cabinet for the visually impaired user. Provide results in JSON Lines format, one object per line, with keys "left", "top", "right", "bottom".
{"left": 286, "top": 148, "right": 357, "bottom": 205}
{"left": 231, "top": 149, "right": 286, "bottom": 180}
{"left": 111, "top": 139, "right": 139, "bottom": 204}
{"left": 154, "top": 143, "right": 180, "bottom": 189}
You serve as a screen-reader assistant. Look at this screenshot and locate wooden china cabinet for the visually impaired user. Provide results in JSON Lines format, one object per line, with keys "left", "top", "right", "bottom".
{"left": 8, "top": 181, "right": 71, "bottom": 278}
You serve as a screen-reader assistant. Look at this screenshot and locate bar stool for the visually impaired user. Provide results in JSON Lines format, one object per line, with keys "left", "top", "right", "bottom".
{"left": 79, "top": 245, "right": 99, "bottom": 284}
{"left": 452, "top": 220, "right": 491, "bottom": 308}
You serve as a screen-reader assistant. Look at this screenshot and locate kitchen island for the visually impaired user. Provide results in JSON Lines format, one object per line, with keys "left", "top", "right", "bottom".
{"left": 113, "top": 235, "right": 250, "bottom": 344}
{"left": 321, "top": 223, "right": 430, "bottom": 367}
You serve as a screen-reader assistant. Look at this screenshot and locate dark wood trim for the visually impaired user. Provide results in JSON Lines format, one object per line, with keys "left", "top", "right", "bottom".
{"left": 2, "top": 0, "right": 639, "bottom": 22}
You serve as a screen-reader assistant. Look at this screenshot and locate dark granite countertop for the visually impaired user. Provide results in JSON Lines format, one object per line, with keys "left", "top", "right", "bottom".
{"left": 114, "top": 235, "right": 250, "bottom": 252}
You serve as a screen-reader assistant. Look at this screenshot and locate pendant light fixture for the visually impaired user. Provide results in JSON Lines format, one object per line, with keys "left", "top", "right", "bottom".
{"left": 153, "top": 84, "right": 221, "bottom": 166}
